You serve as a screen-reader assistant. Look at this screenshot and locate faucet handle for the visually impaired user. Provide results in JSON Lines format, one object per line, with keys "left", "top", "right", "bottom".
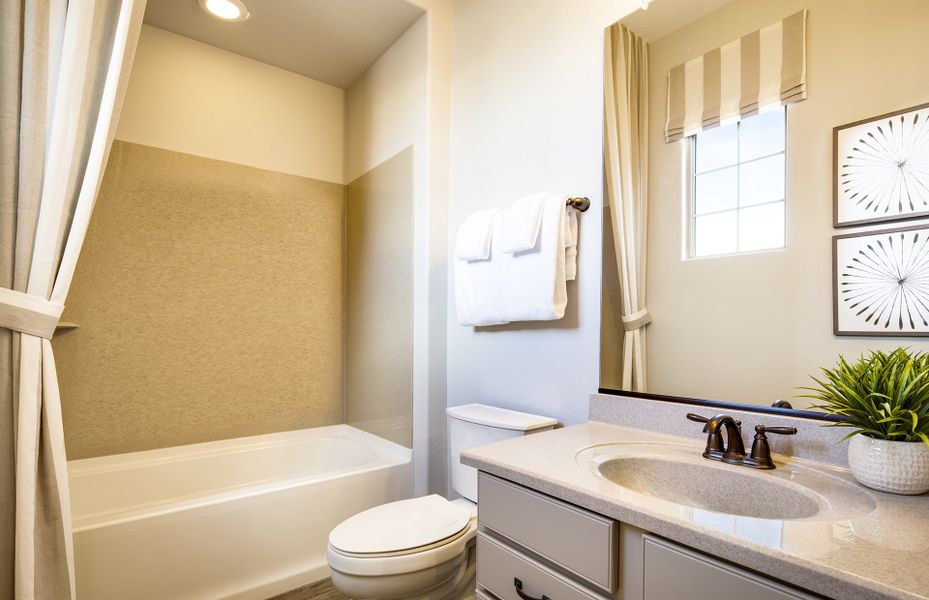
{"left": 759, "top": 425, "right": 797, "bottom": 436}
{"left": 745, "top": 424, "right": 797, "bottom": 469}
{"left": 686, "top": 413, "right": 710, "bottom": 433}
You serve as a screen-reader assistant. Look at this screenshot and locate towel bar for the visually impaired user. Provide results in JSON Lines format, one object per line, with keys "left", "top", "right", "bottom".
{"left": 566, "top": 197, "right": 590, "bottom": 212}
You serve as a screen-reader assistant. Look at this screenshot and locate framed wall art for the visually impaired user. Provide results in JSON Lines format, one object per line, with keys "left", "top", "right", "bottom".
{"left": 834, "top": 224, "right": 929, "bottom": 336}
{"left": 833, "top": 101, "right": 929, "bottom": 227}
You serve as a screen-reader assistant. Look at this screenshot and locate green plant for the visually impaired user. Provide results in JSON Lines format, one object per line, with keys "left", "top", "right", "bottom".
{"left": 799, "top": 348, "right": 929, "bottom": 447}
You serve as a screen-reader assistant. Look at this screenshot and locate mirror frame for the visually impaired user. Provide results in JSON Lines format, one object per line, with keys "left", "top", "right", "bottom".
{"left": 597, "top": 388, "right": 845, "bottom": 422}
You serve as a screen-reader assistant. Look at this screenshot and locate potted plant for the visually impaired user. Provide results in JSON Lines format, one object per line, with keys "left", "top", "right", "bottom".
{"left": 801, "top": 348, "right": 929, "bottom": 495}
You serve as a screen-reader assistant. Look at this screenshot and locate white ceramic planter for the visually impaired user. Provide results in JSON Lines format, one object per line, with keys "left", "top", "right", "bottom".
{"left": 847, "top": 435, "right": 929, "bottom": 495}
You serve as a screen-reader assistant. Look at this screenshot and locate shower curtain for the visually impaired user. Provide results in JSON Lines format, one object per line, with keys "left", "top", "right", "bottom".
{"left": 0, "top": 1, "right": 145, "bottom": 598}
{"left": 603, "top": 23, "right": 650, "bottom": 392}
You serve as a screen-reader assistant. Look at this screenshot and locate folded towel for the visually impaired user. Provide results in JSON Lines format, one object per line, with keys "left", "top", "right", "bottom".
{"left": 496, "top": 194, "right": 569, "bottom": 322}
{"left": 455, "top": 255, "right": 509, "bottom": 326}
{"left": 565, "top": 208, "right": 578, "bottom": 281}
{"left": 454, "top": 208, "right": 498, "bottom": 261}
{"left": 455, "top": 194, "right": 580, "bottom": 326}
{"left": 495, "top": 193, "right": 548, "bottom": 254}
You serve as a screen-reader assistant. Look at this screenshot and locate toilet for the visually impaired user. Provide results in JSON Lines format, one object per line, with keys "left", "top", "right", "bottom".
{"left": 326, "top": 403, "right": 557, "bottom": 600}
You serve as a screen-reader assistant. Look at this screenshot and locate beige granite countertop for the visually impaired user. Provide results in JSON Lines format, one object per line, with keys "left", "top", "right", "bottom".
{"left": 462, "top": 421, "right": 929, "bottom": 600}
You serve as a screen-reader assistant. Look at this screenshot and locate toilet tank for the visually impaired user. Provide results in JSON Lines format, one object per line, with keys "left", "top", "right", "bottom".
{"left": 446, "top": 404, "right": 557, "bottom": 502}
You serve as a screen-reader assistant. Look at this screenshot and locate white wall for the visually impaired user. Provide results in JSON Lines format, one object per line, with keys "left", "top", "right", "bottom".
{"left": 116, "top": 25, "right": 344, "bottom": 183}
{"left": 345, "top": 17, "right": 427, "bottom": 182}
{"left": 446, "top": 1, "right": 639, "bottom": 436}
{"left": 345, "top": 10, "right": 451, "bottom": 496}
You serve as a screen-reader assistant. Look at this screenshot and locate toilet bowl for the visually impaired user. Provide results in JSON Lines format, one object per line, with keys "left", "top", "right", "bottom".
{"left": 327, "top": 496, "right": 477, "bottom": 600}
{"left": 327, "top": 404, "right": 557, "bottom": 600}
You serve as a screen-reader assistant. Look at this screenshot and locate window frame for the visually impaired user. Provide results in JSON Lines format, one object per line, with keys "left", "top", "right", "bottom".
{"left": 685, "top": 107, "right": 788, "bottom": 260}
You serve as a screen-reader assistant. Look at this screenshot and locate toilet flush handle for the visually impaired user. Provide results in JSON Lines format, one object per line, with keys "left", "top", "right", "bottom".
{"left": 514, "top": 578, "right": 551, "bottom": 600}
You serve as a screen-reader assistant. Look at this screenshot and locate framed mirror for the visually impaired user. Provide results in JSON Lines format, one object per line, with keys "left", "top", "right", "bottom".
{"left": 599, "top": 0, "right": 929, "bottom": 418}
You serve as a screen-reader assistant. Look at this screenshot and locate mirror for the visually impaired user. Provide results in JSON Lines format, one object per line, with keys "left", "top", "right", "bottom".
{"left": 600, "top": 0, "right": 929, "bottom": 413}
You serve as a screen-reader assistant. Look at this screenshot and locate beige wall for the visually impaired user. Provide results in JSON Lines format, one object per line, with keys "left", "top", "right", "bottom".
{"left": 55, "top": 142, "right": 345, "bottom": 459}
{"left": 633, "top": 0, "right": 929, "bottom": 407}
{"left": 345, "top": 148, "right": 414, "bottom": 447}
{"left": 116, "top": 25, "right": 345, "bottom": 183}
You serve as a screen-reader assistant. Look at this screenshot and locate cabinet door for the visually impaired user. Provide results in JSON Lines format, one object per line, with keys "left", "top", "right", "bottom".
{"left": 643, "top": 536, "right": 819, "bottom": 600}
{"left": 478, "top": 473, "right": 618, "bottom": 592}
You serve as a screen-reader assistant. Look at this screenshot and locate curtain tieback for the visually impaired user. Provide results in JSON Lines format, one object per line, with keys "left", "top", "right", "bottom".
{"left": 0, "top": 288, "right": 64, "bottom": 339}
{"left": 621, "top": 307, "right": 651, "bottom": 331}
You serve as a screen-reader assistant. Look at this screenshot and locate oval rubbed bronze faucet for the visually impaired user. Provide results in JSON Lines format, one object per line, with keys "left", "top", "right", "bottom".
{"left": 687, "top": 413, "right": 797, "bottom": 469}
{"left": 687, "top": 413, "right": 743, "bottom": 462}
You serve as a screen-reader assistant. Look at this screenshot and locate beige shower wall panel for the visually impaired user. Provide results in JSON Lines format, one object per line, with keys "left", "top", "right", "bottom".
{"left": 345, "top": 147, "right": 414, "bottom": 447}
{"left": 55, "top": 141, "right": 345, "bottom": 459}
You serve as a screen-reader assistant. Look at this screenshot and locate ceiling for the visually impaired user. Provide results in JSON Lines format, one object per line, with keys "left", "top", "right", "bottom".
{"left": 143, "top": 0, "right": 425, "bottom": 88}
{"left": 621, "top": 0, "right": 735, "bottom": 42}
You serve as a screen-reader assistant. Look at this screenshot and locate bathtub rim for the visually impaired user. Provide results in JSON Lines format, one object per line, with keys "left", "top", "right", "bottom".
{"left": 69, "top": 424, "right": 411, "bottom": 532}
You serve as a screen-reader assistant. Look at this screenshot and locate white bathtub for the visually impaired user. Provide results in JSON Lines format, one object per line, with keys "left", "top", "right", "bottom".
{"left": 68, "top": 425, "right": 411, "bottom": 600}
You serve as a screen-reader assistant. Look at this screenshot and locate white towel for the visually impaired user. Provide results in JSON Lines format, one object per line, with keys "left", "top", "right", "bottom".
{"left": 565, "top": 208, "right": 578, "bottom": 281}
{"left": 455, "top": 255, "right": 509, "bottom": 326}
{"left": 455, "top": 194, "right": 580, "bottom": 326}
{"left": 496, "top": 194, "right": 569, "bottom": 322}
{"left": 454, "top": 208, "right": 497, "bottom": 261}
{"left": 495, "top": 193, "right": 548, "bottom": 254}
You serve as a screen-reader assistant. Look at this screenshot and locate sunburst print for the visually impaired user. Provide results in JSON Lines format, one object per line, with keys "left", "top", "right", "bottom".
{"left": 835, "top": 104, "right": 929, "bottom": 226}
{"left": 836, "top": 227, "right": 929, "bottom": 335}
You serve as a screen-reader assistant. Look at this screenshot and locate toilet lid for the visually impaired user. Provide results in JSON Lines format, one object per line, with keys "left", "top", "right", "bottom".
{"left": 329, "top": 495, "right": 472, "bottom": 555}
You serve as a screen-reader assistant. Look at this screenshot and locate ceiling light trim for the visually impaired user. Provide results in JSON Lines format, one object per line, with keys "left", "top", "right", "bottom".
{"left": 198, "top": 0, "right": 250, "bottom": 22}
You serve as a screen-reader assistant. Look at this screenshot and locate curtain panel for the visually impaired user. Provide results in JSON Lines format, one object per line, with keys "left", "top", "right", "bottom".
{"left": 665, "top": 9, "right": 807, "bottom": 142}
{"left": 0, "top": 1, "right": 145, "bottom": 598}
{"left": 604, "top": 23, "right": 650, "bottom": 392}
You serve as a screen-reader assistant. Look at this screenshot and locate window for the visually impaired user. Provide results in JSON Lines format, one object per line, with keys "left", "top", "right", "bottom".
{"left": 688, "top": 108, "right": 786, "bottom": 258}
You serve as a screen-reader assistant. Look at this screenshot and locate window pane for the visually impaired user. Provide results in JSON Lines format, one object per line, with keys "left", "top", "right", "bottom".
{"left": 695, "top": 166, "right": 738, "bottom": 215}
{"left": 739, "top": 154, "right": 784, "bottom": 207}
{"left": 695, "top": 123, "right": 738, "bottom": 174}
{"left": 739, "top": 109, "right": 785, "bottom": 161}
{"left": 738, "top": 202, "right": 785, "bottom": 252}
{"left": 694, "top": 211, "right": 737, "bottom": 257}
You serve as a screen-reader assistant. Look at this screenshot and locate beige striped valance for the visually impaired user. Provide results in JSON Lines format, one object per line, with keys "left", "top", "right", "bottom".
{"left": 665, "top": 9, "right": 807, "bottom": 143}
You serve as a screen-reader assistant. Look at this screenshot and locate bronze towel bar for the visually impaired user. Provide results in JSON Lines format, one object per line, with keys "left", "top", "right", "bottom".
{"left": 566, "top": 197, "right": 590, "bottom": 212}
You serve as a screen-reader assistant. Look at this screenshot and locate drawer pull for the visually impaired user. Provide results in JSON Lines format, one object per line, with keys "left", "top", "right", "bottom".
{"left": 514, "top": 578, "right": 551, "bottom": 600}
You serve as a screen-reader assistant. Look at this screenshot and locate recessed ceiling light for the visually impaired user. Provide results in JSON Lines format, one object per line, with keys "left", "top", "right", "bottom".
{"left": 198, "top": 0, "right": 249, "bottom": 22}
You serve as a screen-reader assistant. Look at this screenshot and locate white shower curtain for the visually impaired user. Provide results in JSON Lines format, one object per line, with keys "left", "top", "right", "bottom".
{"left": 0, "top": 1, "right": 145, "bottom": 598}
{"left": 603, "top": 23, "right": 650, "bottom": 392}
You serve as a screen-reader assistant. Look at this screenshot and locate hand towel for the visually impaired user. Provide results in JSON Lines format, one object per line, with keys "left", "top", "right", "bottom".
{"left": 455, "top": 256, "right": 509, "bottom": 326}
{"left": 496, "top": 194, "right": 569, "bottom": 322}
{"left": 454, "top": 208, "right": 498, "bottom": 261}
{"left": 495, "top": 193, "right": 548, "bottom": 253}
{"left": 565, "top": 208, "right": 578, "bottom": 281}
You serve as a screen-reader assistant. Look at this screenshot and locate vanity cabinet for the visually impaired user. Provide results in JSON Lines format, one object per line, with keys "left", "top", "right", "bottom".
{"left": 476, "top": 473, "right": 822, "bottom": 600}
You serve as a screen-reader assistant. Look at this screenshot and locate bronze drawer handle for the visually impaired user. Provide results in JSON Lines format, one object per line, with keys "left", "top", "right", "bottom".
{"left": 514, "top": 578, "right": 551, "bottom": 600}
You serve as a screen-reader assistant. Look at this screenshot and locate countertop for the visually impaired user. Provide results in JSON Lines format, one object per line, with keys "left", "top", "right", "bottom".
{"left": 461, "top": 421, "right": 929, "bottom": 600}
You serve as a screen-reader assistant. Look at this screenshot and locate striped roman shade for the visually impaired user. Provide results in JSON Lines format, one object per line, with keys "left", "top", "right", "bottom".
{"left": 665, "top": 10, "right": 807, "bottom": 142}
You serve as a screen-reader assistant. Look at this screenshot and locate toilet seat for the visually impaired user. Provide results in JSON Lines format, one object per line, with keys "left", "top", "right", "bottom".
{"left": 328, "top": 495, "right": 477, "bottom": 577}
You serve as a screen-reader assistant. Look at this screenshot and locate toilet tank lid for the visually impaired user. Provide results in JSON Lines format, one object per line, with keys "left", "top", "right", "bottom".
{"left": 446, "top": 404, "right": 557, "bottom": 431}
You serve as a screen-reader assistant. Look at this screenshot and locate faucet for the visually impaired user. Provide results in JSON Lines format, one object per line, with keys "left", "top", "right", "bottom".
{"left": 687, "top": 413, "right": 797, "bottom": 469}
{"left": 687, "top": 413, "right": 744, "bottom": 463}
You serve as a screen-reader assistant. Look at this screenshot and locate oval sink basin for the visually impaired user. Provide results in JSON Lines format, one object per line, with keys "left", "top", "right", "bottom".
{"left": 598, "top": 456, "right": 821, "bottom": 520}
{"left": 576, "top": 441, "right": 876, "bottom": 522}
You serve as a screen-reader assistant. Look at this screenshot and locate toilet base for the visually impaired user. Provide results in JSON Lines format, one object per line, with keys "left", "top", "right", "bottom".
{"left": 330, "top": 539, "right": 476, "bottom": 600}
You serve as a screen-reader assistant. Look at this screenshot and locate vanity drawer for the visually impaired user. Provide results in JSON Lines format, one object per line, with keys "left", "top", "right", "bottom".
{"left": 478, "top": 473, "right": 618, "bottom": 591}
{"left": 643, "top": 535, "right": 819, "bottom": 600}
{"left": 477, "top": 533, "right": 606, "bottom": 600}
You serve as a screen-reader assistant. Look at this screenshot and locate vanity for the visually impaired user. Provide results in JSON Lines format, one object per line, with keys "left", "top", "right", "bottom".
{"left": 461, "top": 394, "right": 929, "bottom": 600}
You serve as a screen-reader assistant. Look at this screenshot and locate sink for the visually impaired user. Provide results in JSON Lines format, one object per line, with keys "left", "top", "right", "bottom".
{"left": 576, "top": 441, "right": 876, "bottom": 522}
{"left": 598, "top": 456, "right": 820, "bottom": 520}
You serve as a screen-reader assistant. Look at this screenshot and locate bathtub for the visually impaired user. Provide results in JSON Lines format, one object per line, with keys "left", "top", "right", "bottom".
{"left": 68, "top": 424, "right": 411, "bottom": 600}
